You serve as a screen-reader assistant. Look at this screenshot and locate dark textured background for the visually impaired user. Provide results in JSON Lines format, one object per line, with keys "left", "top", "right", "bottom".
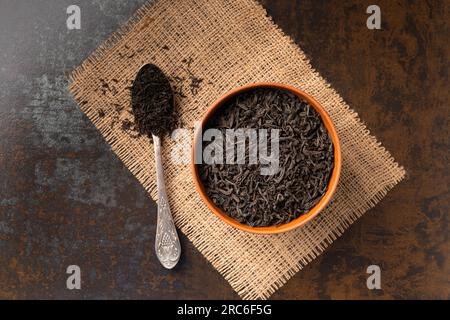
{"left": 0, "top": 0, "right": 448, "bottom": 299}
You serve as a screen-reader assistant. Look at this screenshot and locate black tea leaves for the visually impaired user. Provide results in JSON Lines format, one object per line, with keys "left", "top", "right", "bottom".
{"left": 198, "top": 88, "right": 335, "bottom": 227}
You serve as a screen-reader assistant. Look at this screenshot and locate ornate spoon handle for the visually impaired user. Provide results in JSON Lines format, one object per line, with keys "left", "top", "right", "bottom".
{"left": 153, "top": 135, "right": 181, "bottom": 269}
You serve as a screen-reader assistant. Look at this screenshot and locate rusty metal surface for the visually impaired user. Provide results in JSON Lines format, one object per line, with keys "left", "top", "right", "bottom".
{"left": 0, "top": 0, "right": 448, "bottom": 299}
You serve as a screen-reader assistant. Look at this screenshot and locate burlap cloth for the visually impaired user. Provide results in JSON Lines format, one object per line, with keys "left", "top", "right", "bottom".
{"left": 69, "top": 0, "right": 405, "bottom": 299}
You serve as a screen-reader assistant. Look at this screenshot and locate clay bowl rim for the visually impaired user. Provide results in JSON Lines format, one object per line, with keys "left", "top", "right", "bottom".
{"left": 191, "top": 82, "right": 341, "bottom": 234}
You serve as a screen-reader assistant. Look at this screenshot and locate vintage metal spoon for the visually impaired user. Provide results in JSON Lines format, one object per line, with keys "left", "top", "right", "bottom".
{"left": 131, "top": 64, "right": 181, "bottom": 269}
{"left": 152, "top": 134, "right": 181, "bottom": 269}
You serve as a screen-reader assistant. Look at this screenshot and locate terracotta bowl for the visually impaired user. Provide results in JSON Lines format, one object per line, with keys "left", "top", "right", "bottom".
{"left": 191, "top": 83, "right": 341, "bottom": 234}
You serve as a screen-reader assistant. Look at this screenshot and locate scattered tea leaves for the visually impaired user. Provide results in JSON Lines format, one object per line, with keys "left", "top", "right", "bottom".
{"left": 98, "top": 109, "right": 105, "bottom": 118}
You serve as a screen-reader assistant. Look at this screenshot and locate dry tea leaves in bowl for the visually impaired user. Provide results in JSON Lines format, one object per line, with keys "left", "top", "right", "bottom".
{"left": 198, "top": 88, "right": 334, "bottom": 227}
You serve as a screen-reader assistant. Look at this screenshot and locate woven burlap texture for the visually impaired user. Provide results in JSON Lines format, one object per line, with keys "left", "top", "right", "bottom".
{"left": 69, "top": 0, "right": 405, "bottom": 299}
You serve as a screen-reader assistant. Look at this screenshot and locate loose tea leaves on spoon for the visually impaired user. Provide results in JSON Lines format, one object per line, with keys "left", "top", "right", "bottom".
{"left": 131, "top": 63, "right": 181, "bottom": 269}
{"left": 131, "top": 64, "right": 176, "bottom": 138}
{"left": 198, "top": 88, "right": 335, "bottom": 227}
